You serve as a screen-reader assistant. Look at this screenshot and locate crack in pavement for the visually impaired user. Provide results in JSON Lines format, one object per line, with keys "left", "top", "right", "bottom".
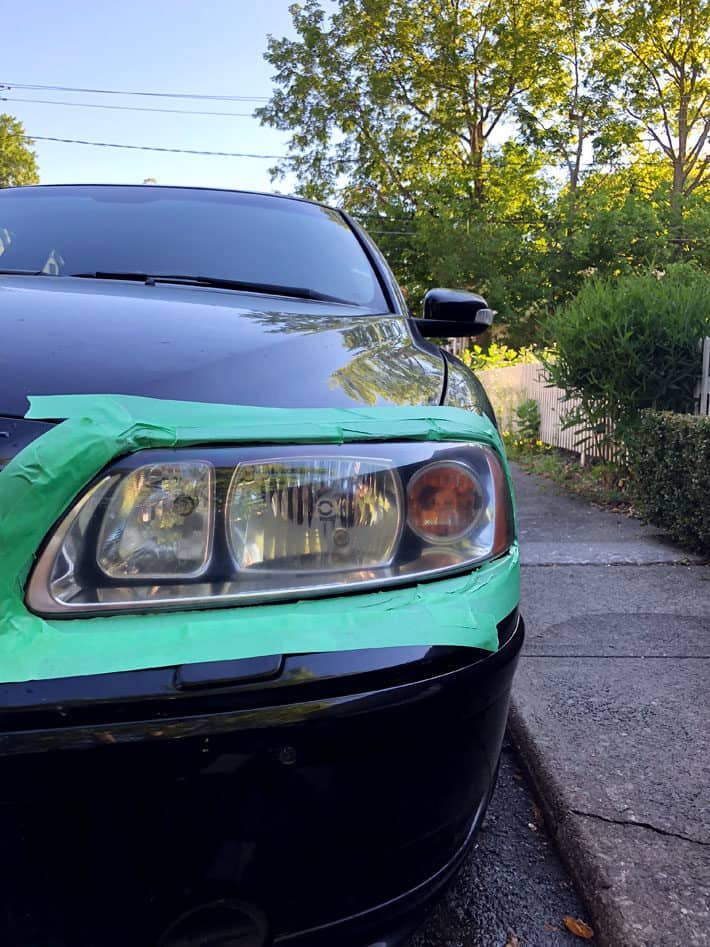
{"left": 524, "top": 654, "right": 710, "bottom": 659}
{"left": 522, "top": 562, "right": 707, "bottom": 568}
{"left": 570, "top": 808, "right": 710, "bottom": 848}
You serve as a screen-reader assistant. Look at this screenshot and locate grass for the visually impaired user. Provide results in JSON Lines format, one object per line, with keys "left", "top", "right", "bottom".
{"left": 502, "top": 435, "right": 632, "bottom": 512}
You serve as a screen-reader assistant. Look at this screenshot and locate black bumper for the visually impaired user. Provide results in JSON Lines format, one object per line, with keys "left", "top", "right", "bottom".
{"left": 0, "top": 612, "right": 523, "bottom": 946}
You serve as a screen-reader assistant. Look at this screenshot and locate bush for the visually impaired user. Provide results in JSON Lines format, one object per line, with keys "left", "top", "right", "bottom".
{"left": 628, "top": 411, "right": 710, "bottom": 552}
{"left": 544, "top": 264, "right": 710, "bottom": 449}
{"left": 515, "top": 398, "right": 541, "bottom": 443}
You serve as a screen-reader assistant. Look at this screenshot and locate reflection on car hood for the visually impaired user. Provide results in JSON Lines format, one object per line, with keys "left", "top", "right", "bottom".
{"left": 0, "top": 276, "right": 444, "bottom": 417}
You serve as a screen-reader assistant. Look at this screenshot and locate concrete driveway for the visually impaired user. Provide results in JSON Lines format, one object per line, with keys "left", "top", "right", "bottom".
{"left": 509, "top": 463, "right": 710, "bottom": 947}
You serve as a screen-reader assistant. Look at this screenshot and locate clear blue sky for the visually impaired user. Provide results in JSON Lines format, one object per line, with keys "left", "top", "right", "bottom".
{"left": 1, "top": 0, "right": 298, "bottom": 192}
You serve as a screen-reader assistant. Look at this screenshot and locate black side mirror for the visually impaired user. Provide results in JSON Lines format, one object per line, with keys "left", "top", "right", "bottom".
{"left": 414, "top": 288, "right": 495, "bottom": 338}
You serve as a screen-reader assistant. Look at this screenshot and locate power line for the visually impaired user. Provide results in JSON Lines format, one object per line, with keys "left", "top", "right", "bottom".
{"left": 25, "top": 135, "right": 285, "bottom": 159}
{"left": 1, "top": 81, "right": 269, "bottom": 103}
{"left": 2, "top": 96, "right": 257, "bottom": 118}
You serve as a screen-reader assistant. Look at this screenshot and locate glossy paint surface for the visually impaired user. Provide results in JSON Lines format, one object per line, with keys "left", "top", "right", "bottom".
{"left": 0, "top": 276, "right": 444, "bottom": 417}
{"left": 0, "top": 617, "right": 523, "bottom": 946}
{"left": 0, "top": 186, "right": 518, "bottom": 947}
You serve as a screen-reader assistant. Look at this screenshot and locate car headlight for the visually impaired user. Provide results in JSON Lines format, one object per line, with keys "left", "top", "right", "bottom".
{"left": 26, "top": 442, "right": 514, "bottom": 616}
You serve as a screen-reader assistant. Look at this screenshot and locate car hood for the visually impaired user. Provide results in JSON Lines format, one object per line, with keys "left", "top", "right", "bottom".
{"left": 0, "top": 276, "right": 444, "bottom": 417}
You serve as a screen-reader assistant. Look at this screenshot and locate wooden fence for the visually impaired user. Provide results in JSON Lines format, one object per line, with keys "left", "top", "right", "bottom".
{"left": 476, "top": 362, "right": 615, "bottom": 462}
{"left": 695, "top": 337, "right": 710, "bottom": 416}
{"left": 476, "top": 338, "right": 710, "bottom": 460}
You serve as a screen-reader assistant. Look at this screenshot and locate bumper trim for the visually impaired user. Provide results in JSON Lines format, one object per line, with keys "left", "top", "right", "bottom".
{"left": 0, "top": 613, "right": 523, "bottom": 758}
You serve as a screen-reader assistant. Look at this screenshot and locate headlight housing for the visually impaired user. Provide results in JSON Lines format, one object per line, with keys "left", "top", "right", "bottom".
{"left": 26, "top": 442, "right": 514, "bottom": 616}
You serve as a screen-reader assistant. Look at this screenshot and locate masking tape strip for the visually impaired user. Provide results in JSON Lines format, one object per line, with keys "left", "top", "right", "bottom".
{"left": 0, "top": 394, "right": 518, "bottom": 683}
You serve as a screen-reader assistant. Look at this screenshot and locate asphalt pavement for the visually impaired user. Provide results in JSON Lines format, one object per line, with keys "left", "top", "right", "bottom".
{"left": 410, "top": 738, "right": 595, "bottom": 947}
{"left": 509, "top": 464, "right": 710, "bottom": 947}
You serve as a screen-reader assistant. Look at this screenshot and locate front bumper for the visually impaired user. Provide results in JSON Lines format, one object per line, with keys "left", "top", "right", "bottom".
{"left": 0, "top": 610, "right": 523, "bottom": 946}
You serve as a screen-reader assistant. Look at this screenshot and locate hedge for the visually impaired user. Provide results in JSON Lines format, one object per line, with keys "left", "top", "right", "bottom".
{"left": 543, "top": 265, "right": 710, "bottom": 448}
{"left": 629, "top": 411, "right": 710, "bottom": 552}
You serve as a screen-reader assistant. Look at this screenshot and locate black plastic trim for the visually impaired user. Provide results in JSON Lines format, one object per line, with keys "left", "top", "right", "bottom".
{"left": 0, "top": 613, "right": 523, "bottom": 755}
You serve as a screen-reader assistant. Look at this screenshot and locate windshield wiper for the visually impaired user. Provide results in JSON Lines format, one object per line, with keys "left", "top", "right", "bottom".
{"left": 69, "top": 271, "right": 352, "bottom": 304}
{"left": 0, "top": 268, "right": 50, "bottom": 276}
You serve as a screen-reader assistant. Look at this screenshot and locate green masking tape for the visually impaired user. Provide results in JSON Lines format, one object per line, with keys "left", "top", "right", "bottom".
{"left": 0, "top": 394, "right": 519, "bottom": 684}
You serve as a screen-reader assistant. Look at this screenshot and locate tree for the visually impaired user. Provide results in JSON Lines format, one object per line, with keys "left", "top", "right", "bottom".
{"left": 259, "top": 0, "right": 569, "bottom": 209}
{"left": 258, "top": 0, "right": 709, "bottom": 347}
{"left": 517, "top": 0, "right": 601, "bottom": 196}
{"left": 378, "top": 142, "right": 555, "bottom": 344}
{"left": 0, "top": 114, "right": 39, "bottom": 187}
{"left": 594, "top": 0, "right": 710, "bottom": 248}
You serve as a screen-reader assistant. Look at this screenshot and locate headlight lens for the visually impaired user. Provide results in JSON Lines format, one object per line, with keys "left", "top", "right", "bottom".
{"left": 407, "top": 461, "right": 482, "bottom": 542}
{"left": 26, "top": 442, "right": 514, "bottom": 616}
{"left": 227, "top": 457, "right": 402, "bottom": 573}
{"left": 97, "top": 461, "right": 214, "bottom": 579}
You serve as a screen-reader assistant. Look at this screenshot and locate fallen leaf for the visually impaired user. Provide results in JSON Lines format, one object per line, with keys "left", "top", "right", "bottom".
{"left": 504, "top": 935, "right": 521, "bottom": 947}
{"left": 513, "top": 773, "right": 524, "bottom": 781}
{"left": 563, "top": 916, "right": 594, "bottom": 939}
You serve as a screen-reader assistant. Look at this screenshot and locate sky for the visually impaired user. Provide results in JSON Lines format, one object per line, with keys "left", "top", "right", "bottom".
{"left": 1, "top": 0, "right": 299, "bottom": 192}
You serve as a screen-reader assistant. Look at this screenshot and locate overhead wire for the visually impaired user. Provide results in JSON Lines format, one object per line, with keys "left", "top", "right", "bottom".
{"left": 1, "top": 96, "right": 257, "bottom": 118}
{"left": 0, "top": 81, "right": 269, "bottom": 102}
{"left": 24, "top": 135, "right": 285, "bottom": 159}
{"left": 2, "top": 81, "right": 279, "bottom": 160}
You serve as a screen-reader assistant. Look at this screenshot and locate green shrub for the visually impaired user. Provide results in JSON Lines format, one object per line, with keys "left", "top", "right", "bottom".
{"left": 515, "top": 398, "right": 541, "bottom": 443}
{"left": 544, "top": 265, "right": 710, "bottom": 450}
{"left": 628, "top": 411, "right": 710, "bottom": 552}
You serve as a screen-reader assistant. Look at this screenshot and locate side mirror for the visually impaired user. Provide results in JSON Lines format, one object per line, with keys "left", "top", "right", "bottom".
{"left": 414, "top": 288, "right": 495, "bottom": 338}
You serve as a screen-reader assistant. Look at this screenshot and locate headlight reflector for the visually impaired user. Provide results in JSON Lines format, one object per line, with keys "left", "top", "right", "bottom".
{"left": 26, "top": 442, "right": 514, "bottom": 616}
{"left": 97, "top": 461, "right": 213, "bottom": 579}
{"left": 227, "top": 457, "right": 402, "bottom": 573}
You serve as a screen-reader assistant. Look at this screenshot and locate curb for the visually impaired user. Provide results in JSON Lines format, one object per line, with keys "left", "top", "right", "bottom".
{"left": 508, "top": 700, "right": 634, "bottom": 947}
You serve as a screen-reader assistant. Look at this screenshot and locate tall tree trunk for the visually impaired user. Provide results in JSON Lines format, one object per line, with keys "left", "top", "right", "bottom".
{"left": 561, "top": 113, "right": 586, "bottom": 271}
{"left": 569, "top": 113, "right": 585, "bottom": 196}
{"left": 671, "top": 86, "right": 690, "bottom": 259}
{"left": 472, "top": 122, "right": 485, "bottom": 203}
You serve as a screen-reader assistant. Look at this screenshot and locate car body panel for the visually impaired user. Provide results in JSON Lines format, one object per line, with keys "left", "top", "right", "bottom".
{"left": 0, "top": 416, "right": 54, "bottom": 470}
{"left": 0, "top": 276, "right": 444, "bottom": 417}
{"left": 1, "top": 614, "right": 522, "bottom": 946}
{"left": 442, "top": 350, "right": 497, "bottom": 422}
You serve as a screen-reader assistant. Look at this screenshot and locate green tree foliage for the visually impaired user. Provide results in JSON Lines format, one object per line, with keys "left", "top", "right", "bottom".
{"left": 0, "top": 115, "right": 39, "bottom": 187}
{"left": 258, "top": 0, "right": 568, "bottom": 207}
{"left": 518, "top": 0, "right": 611, "bottom": 196}
{"left": 593, "top": 0, "right": 710, "bottom": 258}
{"left": 595, "top": 0, "right": 710, "bottom": 205}
{"left": 260, "top": 1, "right": 709, "bottom": 344}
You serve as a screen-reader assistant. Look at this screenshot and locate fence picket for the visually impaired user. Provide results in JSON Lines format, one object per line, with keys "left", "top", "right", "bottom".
{"left": 476, "top": 362, "right": 617, "bottom": 462}
{"left": 695, "top": 337, "right": 710, "bottom": 416}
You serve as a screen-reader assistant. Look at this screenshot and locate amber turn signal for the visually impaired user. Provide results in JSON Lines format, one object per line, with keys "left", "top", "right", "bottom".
{"left": 406, "top": 461, "right": 482, "bottom": 542}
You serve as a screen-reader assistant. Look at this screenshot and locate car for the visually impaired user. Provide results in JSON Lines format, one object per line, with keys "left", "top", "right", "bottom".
{"left": 0, "top": 184, "right": 523, "bottom": 947}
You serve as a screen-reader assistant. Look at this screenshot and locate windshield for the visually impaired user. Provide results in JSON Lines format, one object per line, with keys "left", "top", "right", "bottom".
{"left": 0, "top": 186, "right": 389, "bottom": 311}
